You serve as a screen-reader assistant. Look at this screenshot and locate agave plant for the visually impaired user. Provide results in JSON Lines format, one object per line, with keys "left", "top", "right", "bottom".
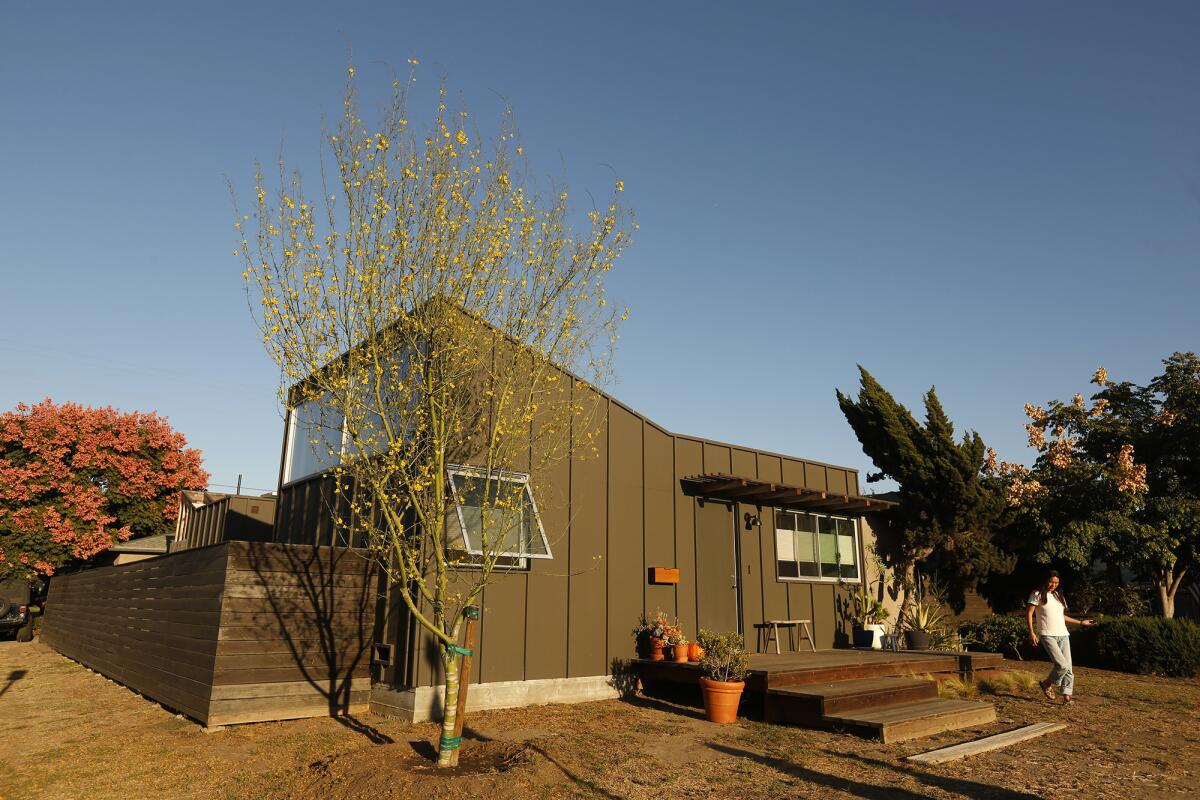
{"left": 904, "top": 599, "right": 947, "bottom": 633}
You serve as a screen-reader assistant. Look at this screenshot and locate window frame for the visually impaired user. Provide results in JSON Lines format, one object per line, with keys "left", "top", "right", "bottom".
{"left": 446, "top": 465, "right": 553, "bottom": 561}
{"left": 773, "top": 510, "right": 862, "bottom": 584}
{"left": 282, "top": 395, "right": 349, "bottom": 486}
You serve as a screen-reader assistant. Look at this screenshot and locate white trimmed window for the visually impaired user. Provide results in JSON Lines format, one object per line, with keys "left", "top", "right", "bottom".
{"left": 446, "top": 467, "right": 552, "bottom": 562}
{"left": 283, "top": 394, "right": 346, "bottom": 484}
{"left": 775, "top": 510, "right": 860, "bottom": 583}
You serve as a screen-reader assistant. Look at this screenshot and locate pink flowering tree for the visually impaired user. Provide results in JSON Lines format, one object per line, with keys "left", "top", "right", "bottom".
{"left": 0, "top": 400, "right": 209, "bottom": 581}
{"left": 995, "top": 355, "right": 1200, "bottom": 617}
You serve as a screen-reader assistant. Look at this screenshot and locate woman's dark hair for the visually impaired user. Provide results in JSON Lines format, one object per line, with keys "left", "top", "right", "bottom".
{"left": 1035, "top": 570, "right": 1066, "bottom": 608}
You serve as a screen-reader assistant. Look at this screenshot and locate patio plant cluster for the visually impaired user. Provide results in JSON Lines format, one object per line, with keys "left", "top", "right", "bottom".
{"left": 633, "top": 612, "right": 754, "bottom": 724}
{"left": 633, "top": 610, "right": 698, "bottom": 663}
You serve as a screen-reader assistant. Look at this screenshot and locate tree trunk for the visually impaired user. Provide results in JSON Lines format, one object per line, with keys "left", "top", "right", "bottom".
{"left": 1156, "top": 564, "right": 1187, "bottom": 619}
{"left": 895, "top": 562, "right": 916, "bottom": 631}
{"left": 1157, "top": 580, "right": 1177, "bottom": 619}
{"left": 1159, "top": 586, "right": 1175, "bottom": 619}
{"left": 437, "top": 651, "right": 461, "bottom": 768}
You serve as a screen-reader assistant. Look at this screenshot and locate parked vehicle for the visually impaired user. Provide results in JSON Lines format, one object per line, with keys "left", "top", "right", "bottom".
{"left": 0, "top": 579, "right": 34, "bottom": 642}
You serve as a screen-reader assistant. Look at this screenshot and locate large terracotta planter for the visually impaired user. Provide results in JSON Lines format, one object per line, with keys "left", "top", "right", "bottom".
{"left": 699, "top": 677, "right": 744, "bottom": 724}
{"left": 648, "top": 638, "right": 666, "bottom": 661}
{"left": 672, "top": 644, "right": 689, "bottom": 662}
{"left": 687, "top": 642, "right": 705, "bottom": 662}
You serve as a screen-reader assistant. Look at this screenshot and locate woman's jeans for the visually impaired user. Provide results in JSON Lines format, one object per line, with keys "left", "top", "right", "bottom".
{"left": 1041, "top": 635, "right": 1074, "bottom": 696}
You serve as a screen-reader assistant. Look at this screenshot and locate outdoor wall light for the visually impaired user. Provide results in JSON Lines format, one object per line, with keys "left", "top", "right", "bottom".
{"left": 744, "top": 512, "right": 761, "bottom": 529}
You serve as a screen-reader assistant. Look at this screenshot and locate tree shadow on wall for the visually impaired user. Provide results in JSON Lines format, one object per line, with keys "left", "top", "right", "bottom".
{"left": 242, "top": 538, "right": 390, "bottom": 743}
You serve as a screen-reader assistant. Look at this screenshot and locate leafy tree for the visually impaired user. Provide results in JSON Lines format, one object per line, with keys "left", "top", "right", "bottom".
{"left": 1002, "top": 356, "right": 1200, "bottom": 617}
{"left": 836, "top": 367, "right": 1009, "bottom": 621}
{"left": 0, "top": 399, "right": 209, "bottom": 581}
{"left": 238, "top": 65, "right": 633, "bottom": 767}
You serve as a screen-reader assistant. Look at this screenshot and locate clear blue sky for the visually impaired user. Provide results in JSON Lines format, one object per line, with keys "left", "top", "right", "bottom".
{"left": 2, "top": 2, "right": 1198, "bottom": 495}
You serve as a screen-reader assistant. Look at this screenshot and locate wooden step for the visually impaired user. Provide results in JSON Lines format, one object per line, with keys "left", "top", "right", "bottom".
{"left": 901, "top": 650, "right": 1007, "bottom": 673}
{"left": 763, "top": 655, "right": 961, "bottom": 689}
{"left": 770, "top": 676, "right": 940, "bottom": 721}
{"left": 824, "top": 698, "right": 997, "bottom": 744}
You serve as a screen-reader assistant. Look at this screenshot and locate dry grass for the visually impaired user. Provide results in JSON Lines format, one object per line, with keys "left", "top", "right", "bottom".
{"left": 3, "top": 644, "right": 1199, "bottom": 800}
{"left": 976, "top": 670, "right": 1041, "bottom": 696}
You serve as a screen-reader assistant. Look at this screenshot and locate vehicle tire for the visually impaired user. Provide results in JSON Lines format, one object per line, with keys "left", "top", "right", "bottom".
{"left": 16, "top": 619, "right": 33, "bottom": 642}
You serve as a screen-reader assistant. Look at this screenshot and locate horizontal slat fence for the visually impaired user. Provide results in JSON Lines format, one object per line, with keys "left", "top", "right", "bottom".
{"left": 209, "top": 540, "right": 377, "bottom": 725}
{"left": 43, "top": 541, "right": 378, "bottom": 726}
{"left": 41, "top": 546, "right": 227, "bottom": 721}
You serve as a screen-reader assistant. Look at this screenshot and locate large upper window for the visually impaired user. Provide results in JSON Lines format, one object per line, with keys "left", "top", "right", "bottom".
{"left": 775, "top": 511, "right": 860, "bottom": 583}
{"left": 446, "top": 467, "right": 551, "bottom": 560}
{"left": 284, "top": 394, "right": 346, "bottom": 483}
{"left": 342, "top": 352, "right": 414, "bottom": 458}
{"left": 284, "top": 352, "right": 415, "bottom": 483}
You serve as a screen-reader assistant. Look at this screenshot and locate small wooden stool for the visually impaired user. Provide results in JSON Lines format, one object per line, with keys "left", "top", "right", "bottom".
{"left": 756, "top": 619, "right": 816, "bottom": 653}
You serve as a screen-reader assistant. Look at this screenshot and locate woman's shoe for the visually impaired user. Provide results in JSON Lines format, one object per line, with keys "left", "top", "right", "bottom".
{"left": 1061, "top": 695, "right": 1074, "bottom": 706}
{"left": 1040, "top": 680, "right": 1055, "bottom": 701}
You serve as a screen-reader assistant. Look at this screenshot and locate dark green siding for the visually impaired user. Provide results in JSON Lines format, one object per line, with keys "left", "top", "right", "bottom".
{"left": 271, "top": 378, "right": 867, "bottom": 688}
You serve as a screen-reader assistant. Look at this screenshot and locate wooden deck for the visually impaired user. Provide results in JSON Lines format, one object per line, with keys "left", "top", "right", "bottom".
{"left": 638, "top": 648, "right": 1002, "bottom": 690}
{"left": 636, "top": 648, "right": 1003, "bottom": 743}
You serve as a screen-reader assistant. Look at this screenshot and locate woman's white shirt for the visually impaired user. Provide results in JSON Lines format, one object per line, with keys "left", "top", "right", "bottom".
{"left": 1028, "top": 592, "right": 1069, "bottom": 636}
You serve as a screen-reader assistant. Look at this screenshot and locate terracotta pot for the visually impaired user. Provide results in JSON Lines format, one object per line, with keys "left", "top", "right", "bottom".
{"left": 687, "top": 642, "right": 705, "bottom": 662}
{"left": 648, "top": 638, "right": 666, "bottom": 661}
{"left": 699, "top": 677, "right": 744, "bottom": 724}
{"left": 672, "top": 644, "right": 689, "bottom": 662}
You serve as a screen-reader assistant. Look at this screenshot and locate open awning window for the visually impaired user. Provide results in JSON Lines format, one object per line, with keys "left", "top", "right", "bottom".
{"left": 446, "top": 466, "right": 552, "bottom": 560}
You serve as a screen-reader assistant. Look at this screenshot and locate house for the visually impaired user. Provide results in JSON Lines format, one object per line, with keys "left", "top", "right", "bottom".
{"left": 42, "top": 306, "right": 898, "bottom": 727}
{"left": 269, "top": 309, "right": 896, "bottom": 721}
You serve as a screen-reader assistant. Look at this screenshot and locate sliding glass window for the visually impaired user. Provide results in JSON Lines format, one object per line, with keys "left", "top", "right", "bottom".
{"left": 774, "top": 510, "right": 860, "bottom": 583}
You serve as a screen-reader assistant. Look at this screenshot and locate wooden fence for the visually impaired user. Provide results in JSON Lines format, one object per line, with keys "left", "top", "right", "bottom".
{"left": 42, "top": 540, "right": 378, "bottom": 726}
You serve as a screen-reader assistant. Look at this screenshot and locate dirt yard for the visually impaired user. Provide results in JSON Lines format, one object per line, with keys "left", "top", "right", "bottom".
{"left": 1, "top": 642, "right": 1197, "bottom": 799}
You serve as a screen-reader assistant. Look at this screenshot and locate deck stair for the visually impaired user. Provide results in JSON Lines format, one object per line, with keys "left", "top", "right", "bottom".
{"left": 767, "top": 677, "right": 996, "bottom": 743}
{"left": 636, "top": 649, "right": 1001, "bottom": 743}
{"left": 821, "top": 697, "right": 997, "bottom": 744}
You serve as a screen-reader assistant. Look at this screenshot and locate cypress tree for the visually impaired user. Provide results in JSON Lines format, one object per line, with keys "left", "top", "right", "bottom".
{"left": 836, "top": 367, "right": 1009, "bottom": 617}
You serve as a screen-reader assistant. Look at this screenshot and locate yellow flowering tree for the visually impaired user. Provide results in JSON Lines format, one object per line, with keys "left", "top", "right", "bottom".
{"left": 236, "top": 65, "right": 634, "bottom": 766}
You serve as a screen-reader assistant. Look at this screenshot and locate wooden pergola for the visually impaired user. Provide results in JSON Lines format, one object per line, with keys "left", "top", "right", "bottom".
{"left": 680, "top": 472, "right": 898, "bottom": 515}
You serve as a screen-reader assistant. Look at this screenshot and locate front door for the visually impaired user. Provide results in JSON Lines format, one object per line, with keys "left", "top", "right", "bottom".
{"left": 694, "top": 500, "right": 740, "bottom": 635}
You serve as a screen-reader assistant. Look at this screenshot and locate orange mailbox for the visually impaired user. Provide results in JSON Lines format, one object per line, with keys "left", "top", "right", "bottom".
{"left": 649, "top": 567, "right": 680, "bottom": 585}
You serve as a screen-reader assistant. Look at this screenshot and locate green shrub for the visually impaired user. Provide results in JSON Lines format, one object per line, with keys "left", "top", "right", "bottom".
{"left": 1075, "top": 617, "right": 1200, "bottom": 678}
{"left": 960, "top": 615, "right": 1028, "bottom": 659}
{"left": 1071, "top": 576, "right": 1151, "bottom": 617}
{"left": 696, "top": 629, "right": 749, "bottom": 683}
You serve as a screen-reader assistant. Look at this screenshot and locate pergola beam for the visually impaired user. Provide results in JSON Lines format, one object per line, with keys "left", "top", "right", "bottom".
{"left": 760, "top": 488, "right": 826, "bottom": 504}
{"left": 680, "top": 472, "right": 897, "bottom": 514}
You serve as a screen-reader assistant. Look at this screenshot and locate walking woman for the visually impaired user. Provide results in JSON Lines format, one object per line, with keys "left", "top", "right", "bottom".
{"left": 1027, "top": 571, "right": 1096, "bottom": 705}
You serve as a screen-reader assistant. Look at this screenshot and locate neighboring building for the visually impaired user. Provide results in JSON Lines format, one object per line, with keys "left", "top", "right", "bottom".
{"left": 272, "top": 310, "right": 896, "bottom": 721}
{"left": 97, "top": 534, "right": 173, "bottom": 566}
{"left": 172, "top": 490, "right": 276, "bottom": 551}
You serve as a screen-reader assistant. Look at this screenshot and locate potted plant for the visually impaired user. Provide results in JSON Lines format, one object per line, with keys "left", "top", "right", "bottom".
{"left": 696, "top": 629, "right": 749, "bottom": 724}
{"left": 664, "top": 622, "right": 689, "bottom": 662}
{"left": 902, "top": 599, "right": 946, "bottom": 651}
{"left": 687, "top": 641, "right": 705, "bottom": 662}
{"left": 852, "top": 583, "right": 890, "bottom": 649}
{"left": 632, "top": 610, "right": 670, "bottom": 660}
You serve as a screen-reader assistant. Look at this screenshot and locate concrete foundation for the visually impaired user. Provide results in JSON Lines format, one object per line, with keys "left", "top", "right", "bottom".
{"left": 369, "top": 674, "right": 620, "bottom": 722}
